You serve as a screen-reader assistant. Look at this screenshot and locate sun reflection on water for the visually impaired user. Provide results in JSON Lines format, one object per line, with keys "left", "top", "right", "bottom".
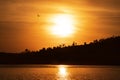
{"left": 58, "top": 65, "right": 68, "bottom": 79}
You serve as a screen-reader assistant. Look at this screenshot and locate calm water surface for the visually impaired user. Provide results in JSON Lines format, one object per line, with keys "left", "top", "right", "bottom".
{"left": 0, "top": 65, "right": 120, "bottom": 80}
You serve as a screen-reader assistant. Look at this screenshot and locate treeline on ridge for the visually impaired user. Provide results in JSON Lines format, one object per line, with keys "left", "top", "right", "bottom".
{"left": 0, "top": 36, "right": 120, "bottom": 65}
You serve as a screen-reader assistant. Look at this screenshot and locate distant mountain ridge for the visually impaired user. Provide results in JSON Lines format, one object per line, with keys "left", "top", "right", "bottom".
{"left": 0, "top": 36, "right": 120, "bottom": 65}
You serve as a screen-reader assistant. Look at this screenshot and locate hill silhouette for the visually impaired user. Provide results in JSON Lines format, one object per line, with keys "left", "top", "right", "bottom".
{"left": 0, "top": 36, "right": 120, "bottom": 65}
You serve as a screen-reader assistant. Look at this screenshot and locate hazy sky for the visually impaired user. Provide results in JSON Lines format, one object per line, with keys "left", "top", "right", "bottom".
{"left": 0, "top": 0, "right": 120, "bottom": 52}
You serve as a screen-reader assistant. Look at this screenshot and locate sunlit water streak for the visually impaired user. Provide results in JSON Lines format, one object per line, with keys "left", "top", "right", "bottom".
{"left": 0, "top": 65, "right": 120, "bottom": 80}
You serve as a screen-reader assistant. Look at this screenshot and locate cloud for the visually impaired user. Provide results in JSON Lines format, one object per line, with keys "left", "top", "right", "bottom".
{"left": 86, "top": 0, "right": 120, "bottom": 10}
{"left": 0, "top": 0, "right": 120, "bottom": 22}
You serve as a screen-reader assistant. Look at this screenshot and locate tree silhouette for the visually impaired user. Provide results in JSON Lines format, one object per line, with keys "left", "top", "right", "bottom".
{"left": 0, "top": 36, "right": 120, "bottom": 65}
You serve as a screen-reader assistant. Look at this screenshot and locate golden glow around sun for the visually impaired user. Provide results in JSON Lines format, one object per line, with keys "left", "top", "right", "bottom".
{"left": 50, "top": 14, "right": 75, "bottom": 37}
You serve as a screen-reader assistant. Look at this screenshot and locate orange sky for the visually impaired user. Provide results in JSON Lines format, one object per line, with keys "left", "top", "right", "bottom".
{"left": 0, "top": 0, "right": 120, "bottom": 52}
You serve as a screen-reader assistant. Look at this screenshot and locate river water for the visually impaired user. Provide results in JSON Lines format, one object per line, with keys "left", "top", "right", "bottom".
{"left": 0, "top": 65, "right": 120, "bottom": 80}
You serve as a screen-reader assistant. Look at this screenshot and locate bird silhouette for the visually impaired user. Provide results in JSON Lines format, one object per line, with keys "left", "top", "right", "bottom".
{"left": 37, "top": 14, "right": 40, "bottom": 17}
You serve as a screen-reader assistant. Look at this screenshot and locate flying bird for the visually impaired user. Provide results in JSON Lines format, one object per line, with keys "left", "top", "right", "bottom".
{"left": 37, "top": 14, "right": 40, "bottom": 17}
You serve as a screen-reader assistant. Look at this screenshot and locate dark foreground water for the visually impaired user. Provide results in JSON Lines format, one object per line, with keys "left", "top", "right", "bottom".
{"left": 0, "top": 65, "right": 120, "bottom": 80}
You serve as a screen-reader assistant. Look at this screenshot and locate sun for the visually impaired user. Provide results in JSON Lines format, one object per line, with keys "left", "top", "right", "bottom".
{"left": 50, "top": 14, "right": 75, "bottom": 37}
